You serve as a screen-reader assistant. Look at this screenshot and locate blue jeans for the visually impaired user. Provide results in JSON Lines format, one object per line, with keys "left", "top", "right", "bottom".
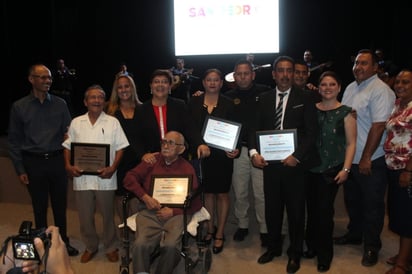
{"left": 343, "top": 156, "right": 387, "bottom": 252}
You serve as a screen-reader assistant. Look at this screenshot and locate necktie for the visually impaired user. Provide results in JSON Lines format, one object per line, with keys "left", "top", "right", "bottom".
{"left": 274, "top": 92, "right": 286, "bottom": 130}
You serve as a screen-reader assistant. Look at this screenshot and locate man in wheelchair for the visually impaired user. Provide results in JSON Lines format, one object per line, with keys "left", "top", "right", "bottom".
{"left": 123, "top": 131, "right": 202, "bottom": 274}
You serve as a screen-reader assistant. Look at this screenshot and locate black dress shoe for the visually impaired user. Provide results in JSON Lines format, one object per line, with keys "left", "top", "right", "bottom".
{"left": 317, "top": 264, "right": 330, "bottom": 272}
{"left": 66, "top": 243, "right": 79, "bottom": 256}
{"left": 257, "top": 249, "right": 281, "bottom": 264}
{"left": 286, "top": 258, "right": 301, "bottom": 273}
{"left": 302, "top": 249, "right": 316, "bottom": 259}
{"left": 333, "top": 233, "right": 362, "bottom": 245}
{"left": 233, "top": 228, "right": 249, "bottom": 241}
{"left": 362, "top": 250, "right": 378, "bottom": 267}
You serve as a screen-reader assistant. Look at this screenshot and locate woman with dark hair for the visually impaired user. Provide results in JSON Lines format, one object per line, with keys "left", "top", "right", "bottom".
{"left": 135, "top": 69, "right": 210, "bottom": 165}
{"left": 188, "top": 68, "right": 239, "bottom": 254}
{"left": 383, "top": 69, "right": 412, "bottom": 274}
{"left": 303, "top": 71, "right": 357, "bottom": 272}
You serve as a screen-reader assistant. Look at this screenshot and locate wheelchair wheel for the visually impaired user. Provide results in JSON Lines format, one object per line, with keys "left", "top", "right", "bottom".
{"left": 199, "top": 247, "right": 212, "bottom": 273}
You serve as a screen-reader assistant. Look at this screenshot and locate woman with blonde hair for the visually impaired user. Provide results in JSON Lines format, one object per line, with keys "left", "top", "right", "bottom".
{"left": 107, "top": 74, "right": 142, "bottom": 116}
{"left": 105, "top": 74, "right": 143, "bottom": 221}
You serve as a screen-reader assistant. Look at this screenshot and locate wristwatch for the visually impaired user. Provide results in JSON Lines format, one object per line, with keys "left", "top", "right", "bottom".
{"left": 343, "top": 168, "right": 350, "bottom": 173}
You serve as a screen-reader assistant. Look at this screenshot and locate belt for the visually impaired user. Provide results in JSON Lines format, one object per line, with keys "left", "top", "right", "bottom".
{"left": 22, "top": 150, "right": 63, "bottom": 160}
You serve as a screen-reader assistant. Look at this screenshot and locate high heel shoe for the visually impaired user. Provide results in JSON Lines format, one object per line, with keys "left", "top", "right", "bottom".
{"left": 212, "top": 235, "right": 225, "bottom": 254}
{"left": 203, "top": 226, "right": 216, "bottom": 245}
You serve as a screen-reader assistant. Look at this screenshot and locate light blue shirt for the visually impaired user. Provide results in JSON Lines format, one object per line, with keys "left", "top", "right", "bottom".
{"left": 342, "top": 74, "right": 395, "bottom": 163}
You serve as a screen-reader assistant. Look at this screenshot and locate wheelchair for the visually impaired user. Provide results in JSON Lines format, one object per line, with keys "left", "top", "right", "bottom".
{"left": 119, "top": 160, "right": 212, "bottom": 274}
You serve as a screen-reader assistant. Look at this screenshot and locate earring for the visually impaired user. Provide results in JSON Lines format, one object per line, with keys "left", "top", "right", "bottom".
{"left": 150, "top": 90, "right": 153, "bottom": 94}
{"left": 169, "top": 90, "right": 171, "bottom": 95}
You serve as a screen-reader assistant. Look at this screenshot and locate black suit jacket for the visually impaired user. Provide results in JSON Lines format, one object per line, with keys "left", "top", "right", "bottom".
{"left": 249, "top": 87, "right": 320, "bottom": 169}
{"left": 135, "top": 97, "right": 203, "bottom": 159}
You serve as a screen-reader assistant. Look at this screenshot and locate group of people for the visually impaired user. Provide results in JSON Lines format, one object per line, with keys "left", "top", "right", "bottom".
{"left": 297, "top": 49, "right": 409, "bottom": 274}
{"left": 5, "top": 64, "right": 210, "bottom": 274}
{"left": 4, "top": 47, "right": 411, "bottom": 274}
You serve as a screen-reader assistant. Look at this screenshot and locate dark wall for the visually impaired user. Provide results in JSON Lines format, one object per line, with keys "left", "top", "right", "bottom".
{"left": 2, "top": 0, "right": 412, "bottom": 134}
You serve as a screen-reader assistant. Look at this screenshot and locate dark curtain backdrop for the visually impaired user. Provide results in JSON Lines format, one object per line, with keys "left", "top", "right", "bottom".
{"left": 2, "top": 0, "right": 412, "bottom": 134}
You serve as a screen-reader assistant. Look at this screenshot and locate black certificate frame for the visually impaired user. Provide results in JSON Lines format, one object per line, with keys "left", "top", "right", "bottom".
{"left": 150, "top": 175, "right": 193, "bottom": 208}
{"left": 70, "top": 142, "right": 110, "bottom": 175}
{"left": 201, "top": 115, "right": 242, "bottom": 152}
{"left": 256, "top": 129, "right": 298, "bottom": 163}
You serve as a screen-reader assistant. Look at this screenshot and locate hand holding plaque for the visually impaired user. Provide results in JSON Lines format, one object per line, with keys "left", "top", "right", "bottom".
{"left": 256, "top": 129, "right": 297, "bottom": 163}
{"left": 150, "top": 175, "right": 192, "bottom": 207}
{"left": 201, "top": 116, "right": 241, "bottom": 152}
{"left": 70, "top": 142, "right": 110, "bottom": 175}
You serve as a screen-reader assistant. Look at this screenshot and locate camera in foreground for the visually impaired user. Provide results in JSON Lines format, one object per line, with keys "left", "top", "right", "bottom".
{"left": 12, "top": 221, "right": 50, "bottom": 260}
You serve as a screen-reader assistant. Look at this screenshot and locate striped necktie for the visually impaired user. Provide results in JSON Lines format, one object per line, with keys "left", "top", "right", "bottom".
{"left": 274, "top": 92, "right": 286, "bottom": 130}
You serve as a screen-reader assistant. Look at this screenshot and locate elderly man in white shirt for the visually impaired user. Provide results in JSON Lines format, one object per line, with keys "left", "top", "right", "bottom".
{"left": 63, "top": 84, "right": 129, "bottom": 264}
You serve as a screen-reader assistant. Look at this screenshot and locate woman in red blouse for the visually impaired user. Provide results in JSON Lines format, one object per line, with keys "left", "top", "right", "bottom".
{"left": 384, "top": 69, "right": 412, "bottom": 274}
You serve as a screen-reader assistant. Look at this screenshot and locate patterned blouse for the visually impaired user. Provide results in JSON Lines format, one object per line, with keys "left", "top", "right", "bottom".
{"left": 384, "top": 99, "right": 412, "bottom": 170}
{"left": 311, "top": 105, "right": 352, "bottom": 173}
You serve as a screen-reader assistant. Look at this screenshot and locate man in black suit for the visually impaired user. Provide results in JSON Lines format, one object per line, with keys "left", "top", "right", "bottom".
{"left": 249, "top": 56, "right": 319, "bottom": 273}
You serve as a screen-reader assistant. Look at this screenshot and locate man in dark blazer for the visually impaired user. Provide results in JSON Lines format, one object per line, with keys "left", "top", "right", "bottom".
{"left": 249, "top": 56, "right": 320, "bottom": 273}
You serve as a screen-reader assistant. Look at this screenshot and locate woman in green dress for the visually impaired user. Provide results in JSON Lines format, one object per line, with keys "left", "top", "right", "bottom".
{"left": 303, "top": 71, "right": 357, "bottom": 272}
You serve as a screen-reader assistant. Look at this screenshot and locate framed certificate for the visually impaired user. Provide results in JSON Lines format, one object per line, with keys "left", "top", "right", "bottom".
{"left": 150, "top": 175, "right": 192, "bottom": 207}
{"left": 256, "top": 129, "right": 297, "bottom": 163}
{"left": 70, "top": 142, "right": 110, "bottom": 175}
{"left": 201, "top": 116, "right": 242, "bottom": 151}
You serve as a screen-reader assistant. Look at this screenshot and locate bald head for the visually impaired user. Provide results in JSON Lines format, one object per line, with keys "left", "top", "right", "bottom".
{"left": 161, "top": 131, "right": 186, "bottom": 164}
{"left": 166, "top": 131, "right": 185, "bottom": 146}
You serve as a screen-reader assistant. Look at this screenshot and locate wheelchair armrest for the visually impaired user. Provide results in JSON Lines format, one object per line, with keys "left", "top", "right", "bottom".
{"left": 122, "top": 191, "right": 140, "bottom": 208}
{"left": 123, "top": 191, "right": 137, "bottom": 201}
{"left": 183, "top": 185, "right": 203, "bottom": 208}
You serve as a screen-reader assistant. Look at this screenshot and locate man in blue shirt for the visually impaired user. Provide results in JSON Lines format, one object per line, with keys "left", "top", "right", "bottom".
{"left": 335, "top": 49, "right": 396, "bottom": 267}
{"left": 8, "top": 64, "right": 78, "bottom": 256}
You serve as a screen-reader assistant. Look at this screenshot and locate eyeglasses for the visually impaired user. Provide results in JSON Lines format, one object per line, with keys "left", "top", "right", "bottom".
{"left": 160, "top": 139, "right": 184, "bottom": 147}
{"left": 31, "top": 75, "right": 53, "bottom": 81}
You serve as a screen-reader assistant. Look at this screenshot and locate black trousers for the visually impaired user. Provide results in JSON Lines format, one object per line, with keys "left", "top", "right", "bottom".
{"left": 263, "top": 164, "right": 305, "bottom": 260}
{"left": 305, "top": 172, "right": 340, "bottom": 264}
{"left": 22, "top": 153, "right": 69, "bottom": 243}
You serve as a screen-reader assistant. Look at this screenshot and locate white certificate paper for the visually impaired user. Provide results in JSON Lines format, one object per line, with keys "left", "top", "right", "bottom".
{"left": 202, "top": 116, "right": 242, "bottom": 151}
{"left": 256, "top": 129, "right": 297, "bottom": 162}
{"left": 150, "top": 175, "right": 192, "bottom": 207}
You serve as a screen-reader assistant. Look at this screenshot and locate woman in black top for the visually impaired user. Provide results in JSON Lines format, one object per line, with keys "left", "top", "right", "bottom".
{"left": 188, "top": 68, "right": 239, "bottom": 254}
